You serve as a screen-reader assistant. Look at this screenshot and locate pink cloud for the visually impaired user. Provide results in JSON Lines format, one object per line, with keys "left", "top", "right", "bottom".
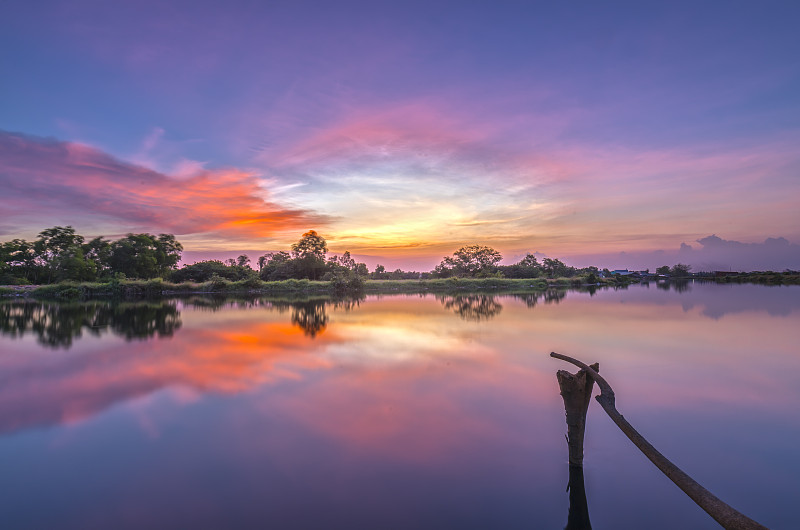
{"left": 258, "top": 100, "right": 578, "bottom": 187}
{"left": 0, "top": 131, "right": 326, "bottom": 241}
{"left": 252, "top": 100, "right": 800, "bottom": 264}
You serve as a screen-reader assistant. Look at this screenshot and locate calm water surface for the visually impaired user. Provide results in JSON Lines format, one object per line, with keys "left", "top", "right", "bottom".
{"left": 0, "top": 283, "right": 798, "bottom": 529}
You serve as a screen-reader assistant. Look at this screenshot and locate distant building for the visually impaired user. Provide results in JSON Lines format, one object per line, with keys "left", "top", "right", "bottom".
{"left": 611, "top": 269, "right": 635, "bottom": 276}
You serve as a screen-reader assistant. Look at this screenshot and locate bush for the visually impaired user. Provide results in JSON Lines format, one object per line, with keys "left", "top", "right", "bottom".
{"left": 205, "top": 274, "right": 227, "bottom": 291}
{"left": 171, "top": 261, "right": 256, "bottom": 282}
{"left": 330, "top": 271, "right": 365, "bottom": 294}
{"left": 237, "top": 276, "right": 263, "bottom": 289}
{"left": 58, "top": 287, "right": 82, "bottom": 299}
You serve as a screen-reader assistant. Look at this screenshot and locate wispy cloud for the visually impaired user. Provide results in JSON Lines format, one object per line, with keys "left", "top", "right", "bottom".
{"left": 244, "top": 98, "right": 800, "bottom": 264}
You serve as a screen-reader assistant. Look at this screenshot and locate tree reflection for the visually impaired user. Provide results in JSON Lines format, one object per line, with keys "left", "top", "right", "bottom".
{"left": 671, "top": 279, "right": 692, "bottom": 293}
{"left": 509, "top": 289, "right": 568, "bottom": 309}
{"left": 513, "top": 293, "right": 541, "bottom": 308}
{"left": 656, "top": 280, "right": 692, "bottom": 293}
{"left": 438, "top": 294, "right": 503, "bottom": 321}
{"left": 0, "top": 300, "right": 181, "bottom": 349}
{"left": 107, "top": 303, "right": 182, "bottom": 340}
{"left": 288, "top": 294, "right": 364, "bottom": 337}
{"left": 290, "top": 300, "right": 329, "bottom": 338}
{"left": 173, "top": 293, "right": 365, "bottom": 338}
{"left": 544, "top": 289, "right": 567, "bottom": 304}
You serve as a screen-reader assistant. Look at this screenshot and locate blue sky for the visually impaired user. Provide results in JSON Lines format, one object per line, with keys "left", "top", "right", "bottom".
{"left": 2, "top": 1, "right": 799, "bottom": 270}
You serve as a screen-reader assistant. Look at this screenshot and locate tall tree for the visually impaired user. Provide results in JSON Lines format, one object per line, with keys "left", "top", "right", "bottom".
{"left": 291, "top": 230, "right": 328, "bottom": 259}
{"left": 83, "top": 236, "right": 112, "bottom": 278}
{"left": 35, "top": 226, "right": 93, "bottom": 282}
{"left": 542, "top": 257, "right": 571, "bottom": 278}
{"left": 670, "top": 263, "right": 692, "bottom": 277}
{"left": 435, "top": 245, "right": 502, "bottom": 277}
{"left": 290, "top": 230, "right": 328, "bottom": 280}
{"left": 258, "top": 251, "right": 294, "bottom": 281}
{"left": 108, "top": 233, "right": 183, "bottom": 279}
{"left": 0, "top": 239, "right": 40, "bottom": 283}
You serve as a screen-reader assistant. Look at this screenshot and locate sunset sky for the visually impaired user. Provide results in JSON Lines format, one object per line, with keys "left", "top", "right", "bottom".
{"left": 2, "top": 1, "right": 799, "bottom": 271}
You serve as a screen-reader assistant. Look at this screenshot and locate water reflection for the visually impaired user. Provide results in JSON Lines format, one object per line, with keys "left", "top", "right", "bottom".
{"left": 438, "top": 294, "right": 503, "bottom": 321}
{"left": 510, "top": 289, "right": 568, "bottom": 307}
{"left": 436, "top": 290, "right": 569, "bottom": 321}
{"left": 290, "top": 300, "right": 328, "bottom": 337}
{"left": 654, "top": 279, "right": 692, "bottom": 292}
{"left": 0, "top": 295, "right": 371, "bottom": 347}
{"left": 565, "top": 465, "right": 592, "bottom": 530}
{"left": 0, "top": 285, "right": 798, "bottom": 529}
{"left": 0, "top": 300, "right": 181, "bottom": 348}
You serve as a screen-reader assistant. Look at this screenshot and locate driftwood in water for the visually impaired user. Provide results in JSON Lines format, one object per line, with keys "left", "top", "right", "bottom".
{"left": 550, "top": 352, "right": 768, "bottom": 530}
{"left": 557, "top": 365, "right": 597, "bottom": 529}
{"left": 556, "top": 362, "right": 599, "bottom": 467}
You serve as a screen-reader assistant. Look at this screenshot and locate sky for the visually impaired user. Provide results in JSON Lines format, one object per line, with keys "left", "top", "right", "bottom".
{"left": 1, "top": 0, "right": 799, "bottom": 271}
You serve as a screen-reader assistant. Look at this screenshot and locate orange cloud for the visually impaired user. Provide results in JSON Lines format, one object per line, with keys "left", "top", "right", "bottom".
{"left": 0, "top": 131, "right": 326, "bottom": 242}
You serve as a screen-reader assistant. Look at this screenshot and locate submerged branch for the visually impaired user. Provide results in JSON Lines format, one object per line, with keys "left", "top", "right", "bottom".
{"left": 550, "top": 352, "right": 768, "bottom": 530}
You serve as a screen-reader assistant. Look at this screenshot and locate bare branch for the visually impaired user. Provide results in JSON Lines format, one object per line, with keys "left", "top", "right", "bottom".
{"left": 550, "top": 352, "right": 768, "bottom": 530}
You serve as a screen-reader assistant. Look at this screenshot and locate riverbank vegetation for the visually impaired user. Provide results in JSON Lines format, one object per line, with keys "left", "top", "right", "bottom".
{"left": 2, "top": 227, "right": 796, "bottom": 300}
{"left": 0, "top": 276, "right": 621, "bottom": 301}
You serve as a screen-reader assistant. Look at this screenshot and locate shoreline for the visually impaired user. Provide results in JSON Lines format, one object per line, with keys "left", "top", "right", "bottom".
{"left": 2, "top": 273, "right": 798, "bottom": 301}
{"left": 1, "top": 277, "right": 615, "bottom": 300}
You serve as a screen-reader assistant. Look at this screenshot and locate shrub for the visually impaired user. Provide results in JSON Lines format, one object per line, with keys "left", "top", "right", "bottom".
{"left": 330, "top": 271, "right": 365, "bottom": 294}
{"left": 205, "top": 274, "right": 227, "bottom": 291}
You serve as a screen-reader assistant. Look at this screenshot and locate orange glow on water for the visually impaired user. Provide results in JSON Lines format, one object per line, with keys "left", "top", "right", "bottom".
{"left": 0, "top": 286, "right": 797, "bottom": 454}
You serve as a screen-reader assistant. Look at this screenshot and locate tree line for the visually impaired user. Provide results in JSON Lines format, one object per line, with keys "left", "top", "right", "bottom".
{"left": 0, "top": 226, "right": 182, "bottom": 284}
{"left": 2, "top": 227, "right": 671, "bottom": 286}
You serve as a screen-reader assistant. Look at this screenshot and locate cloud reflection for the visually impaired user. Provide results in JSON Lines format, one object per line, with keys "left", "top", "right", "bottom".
{"left": 0, "top": 302, "right": 339, "bottom": 435}
{"left": 0, "top": 286, "right": 798, "bottom": 448}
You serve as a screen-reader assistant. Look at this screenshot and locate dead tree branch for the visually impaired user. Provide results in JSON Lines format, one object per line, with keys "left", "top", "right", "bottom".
{"left": 550, "top": 351, "right": 768, "bottom": 530}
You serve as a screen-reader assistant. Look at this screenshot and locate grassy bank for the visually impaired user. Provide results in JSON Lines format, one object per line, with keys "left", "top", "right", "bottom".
{"left": 361, "top": 277, "right": 613, "bottom": 292}
{"left": 1, "top": 275, "right": 622, "bottom": 300}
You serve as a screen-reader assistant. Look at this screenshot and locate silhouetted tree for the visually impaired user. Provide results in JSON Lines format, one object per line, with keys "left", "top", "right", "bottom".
{"left": 0, "top": 239, "right": 40, "bottom": 283}
{"left": 108, "top": 233, "right": 182, "bottom": 279}
{"left": 372, "top": 264, "right": 386, "bottom": 279}
{"left": 670, "top": 263, "right": 692, "bottom": 277}
{"left": 498, "top": 252, "right": 544, "bottom": 278}
{"left": 258, "top": 251, "right": 294, "bottom": 281}
{"left": 35, "top": 226, "right": 95, "bottom": 282}
{"left": 0, "top": 228, "right": 184, "bottom": 284}
{"left": 83, "top": 236, "right": 112, "bottom": 278}
{"left": 171, "top": 260, "right": 256, "bottom": 282}
{"left": 542, "top": 257, "right": 573, "bottom": 278}
{"left": 291, "top": 230, "right": 328, "bottom": 280}
{"left": 435, "top": 245, "right": 502, "bottom": 277}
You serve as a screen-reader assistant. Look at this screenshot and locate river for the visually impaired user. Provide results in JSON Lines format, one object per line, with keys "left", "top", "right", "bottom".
{"left": 0, "top": 282, "right": 797, "bottom": 529}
